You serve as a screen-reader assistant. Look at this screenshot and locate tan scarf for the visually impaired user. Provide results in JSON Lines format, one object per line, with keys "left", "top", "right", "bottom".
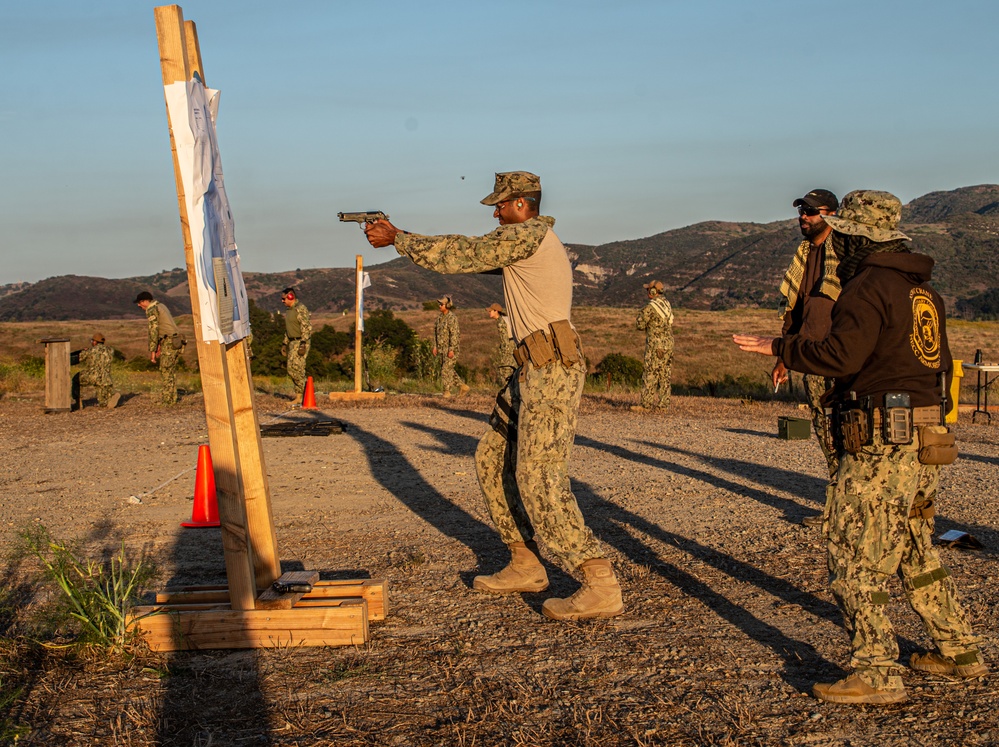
{"left": 778, "top": 239, "right": 841, "bottom": 317}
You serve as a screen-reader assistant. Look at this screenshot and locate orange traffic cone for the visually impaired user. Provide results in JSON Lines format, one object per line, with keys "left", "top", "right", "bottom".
{"left": 181, "top": 444, "right": 220, "bottom": 528}
{"left": 302, "top": 376, "right": 317, "bottom": 409}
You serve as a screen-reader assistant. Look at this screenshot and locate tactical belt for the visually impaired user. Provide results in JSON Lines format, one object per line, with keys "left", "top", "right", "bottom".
{"left": 512, "top": 320, "right": 581, "bottom": 369}
{"left": 871, "top": 405, "right": 942, "bottom": 428}
{"left": 287, "top": 337, "right": 302, "bottom": 341}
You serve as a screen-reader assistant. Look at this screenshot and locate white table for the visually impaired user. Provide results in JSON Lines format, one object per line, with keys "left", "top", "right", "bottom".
{"left": 963, "top": 363, "right": 999, "bottom": 424}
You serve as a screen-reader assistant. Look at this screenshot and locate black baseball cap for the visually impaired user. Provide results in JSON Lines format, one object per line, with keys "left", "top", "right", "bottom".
{"left": 792, "top": 189, "right": 838, "bottom": 210}
{"left": 134, "top": 291, "right": 153, "bottom": 303}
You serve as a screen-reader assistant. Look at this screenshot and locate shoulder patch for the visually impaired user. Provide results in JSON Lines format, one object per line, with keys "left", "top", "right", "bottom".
{"left": 909, "top": 288, "right": 941, "bottom": 368}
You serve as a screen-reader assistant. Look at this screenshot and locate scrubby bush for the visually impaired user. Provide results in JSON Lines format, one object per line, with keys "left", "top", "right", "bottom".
{"left": 594, "top": 352, "right": 644, "bottom": 386}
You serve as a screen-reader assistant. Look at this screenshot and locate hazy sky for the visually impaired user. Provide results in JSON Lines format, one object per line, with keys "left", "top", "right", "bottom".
{"left": 1, "top": 1, "right": 996, "bottom": 284}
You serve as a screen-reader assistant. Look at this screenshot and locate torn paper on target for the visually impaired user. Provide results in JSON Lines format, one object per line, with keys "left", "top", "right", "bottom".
{"left": 164, "top": 76, "right": 250, "bottom": 344}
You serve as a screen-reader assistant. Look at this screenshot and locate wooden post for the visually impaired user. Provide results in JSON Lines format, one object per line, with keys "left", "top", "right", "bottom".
{"left": 39, "top": 338, "right": 72, "bottom": 413}
{"left": 353, "top": 255, "right": 364, "bottom": 393}
{"left": 154, "top": 5, "right": 278, "bottom": 607}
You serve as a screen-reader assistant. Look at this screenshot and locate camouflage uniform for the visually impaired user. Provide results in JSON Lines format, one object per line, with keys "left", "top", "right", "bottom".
{"left": 826, "top": 428, "right": 978, "bottom": 691}
{"left": 145, "top": 300, "right": 182, "bottom": 405}
{"left": 434, "top": 311, "right": 465, "bottom": 395}
{"left": 636, "top": 296, "right": 674, "bottom": 410}
{"left": 493, "top": 315, "right": 517, "bottom": 383}
{"left": 283, "top": 300, "right": 312, "bottom": 400}
{"left": 395, "top": 214, "right": 606, "bottom": 571}
{"left": 774, "top": 191, "right": 984, "bottom": 699}
{"left": 76, "top": 342, "right": 115, "bottom": 407}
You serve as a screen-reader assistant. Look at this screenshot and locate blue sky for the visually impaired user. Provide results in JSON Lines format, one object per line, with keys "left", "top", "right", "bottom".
{"left": 1, "top": 1, "right": 996, "bottom": 284}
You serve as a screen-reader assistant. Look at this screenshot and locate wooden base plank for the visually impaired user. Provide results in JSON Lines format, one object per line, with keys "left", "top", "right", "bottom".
{"left": 130, "top": 599, "right": 368, "bottom": 651}
{"left": 255, "top": 571, "right": 320, "bottom": 610}
{"left": 327, "top": 391, "right": 386, "bottom": 402}
{"left": 305, "top": 579, "right": 388, "bottom": 620}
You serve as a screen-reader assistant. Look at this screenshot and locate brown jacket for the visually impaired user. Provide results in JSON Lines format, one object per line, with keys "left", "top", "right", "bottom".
{"left": 775, "top": 252, "right": 951, "bottom": 408}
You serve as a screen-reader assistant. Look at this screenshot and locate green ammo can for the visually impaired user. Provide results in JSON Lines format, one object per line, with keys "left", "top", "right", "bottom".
{"left": 778, "top": 416, "right": 812, "bottom": 440}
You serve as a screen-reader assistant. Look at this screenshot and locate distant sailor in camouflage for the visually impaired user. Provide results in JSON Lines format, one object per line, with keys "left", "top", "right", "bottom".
{"left": 73, "top": 333, "right": 118, "bottom": 408}
{"left": 134, "top": 291, "right": 184, "bottom": 405}
{"left": 433, "top": 295, "right": 468, "bottom": 397}
{"left": 735, "top": 190, "right": 987, "bottom": 705}
{"left": 634, "top": 280, "right": 674, "bottom": 411}
{"left": 488, "top": 303, "right": 517, "bottom": 383}
{"left": 365, "top": 170, "right": 623, "bottom": 621}
{"left": 281, "top": 287, "right": 312, "bottom": 404}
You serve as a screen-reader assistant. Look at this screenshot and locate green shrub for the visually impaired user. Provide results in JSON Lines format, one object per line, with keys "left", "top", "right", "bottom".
{"left": 594, "top": 352, "right": 644, "bottom": 386}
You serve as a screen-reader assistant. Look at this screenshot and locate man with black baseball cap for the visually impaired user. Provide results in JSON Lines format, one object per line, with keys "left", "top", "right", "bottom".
{"left": 775, "top": 188, "right": 840, "bottom": 527}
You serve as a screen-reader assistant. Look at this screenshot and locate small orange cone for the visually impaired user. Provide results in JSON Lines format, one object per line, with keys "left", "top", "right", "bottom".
{"left": 302, "top": 376, "right": 317, "bottom": 409}
{"left": 181, "top": 444, "right": 220, "bottom": 528}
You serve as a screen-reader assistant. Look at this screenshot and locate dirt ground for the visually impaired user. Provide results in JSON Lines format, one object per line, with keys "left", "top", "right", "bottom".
{"left": 0, "top": 387, "right": 996, "bottom": 746}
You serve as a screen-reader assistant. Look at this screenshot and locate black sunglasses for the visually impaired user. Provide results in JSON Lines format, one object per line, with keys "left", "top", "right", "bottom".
{"left": 797, "top": 205, "right": 828, "bottom": 217}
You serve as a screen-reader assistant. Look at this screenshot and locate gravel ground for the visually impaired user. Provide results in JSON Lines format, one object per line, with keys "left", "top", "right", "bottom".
{"left": 0, "top": 389, "right": 996, "bottom": 746}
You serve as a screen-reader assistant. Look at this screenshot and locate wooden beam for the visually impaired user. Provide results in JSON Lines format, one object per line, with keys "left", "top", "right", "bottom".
{"left": 130, "top": 601, "right": 368, "bottom": 651}
{"left": 354, "top": 255, "right": 363, "bottom": 393}
{"left": 153, "top": 5, "right": 256, "bottom": 610}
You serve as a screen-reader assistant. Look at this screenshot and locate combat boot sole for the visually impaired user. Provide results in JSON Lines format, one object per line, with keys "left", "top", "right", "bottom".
{"left": 812, "top": 674, "right": 906, "bottom": 705}
{"left": 541, "top": 600, "right": 624, "bottom": 621}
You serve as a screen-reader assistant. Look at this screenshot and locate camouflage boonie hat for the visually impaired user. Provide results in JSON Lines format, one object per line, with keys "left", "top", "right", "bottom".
{"left": 480, "top": 171, "right": 541, "bottom": 205}
{"left": 643, "top": 280, "right": 664, "bottom": 293}
{"left": 92, "top": 333, "right": 105, "bottom": 343}
{"left": 822, "top": 190, "right": 910, "bottom": 242}
{"left": 437, "top": 295, "right": 453, "bottom": 309}
{"left": 487, "top": 303, "right": 505, "bottom": 314}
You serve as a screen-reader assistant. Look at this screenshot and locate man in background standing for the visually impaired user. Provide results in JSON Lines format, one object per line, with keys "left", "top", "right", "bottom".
{"left": 434, "top": 295, "right": 469, "bottom": 397}
{"left": 488, "top": 302, "right": 517, "bottom": 384}
{"left": 135, "top": 291, "right": 184, "bottom": 406}
{"left": 281, "top": 287, "right": 312, "bottom": 406}
{"left": 774, "top": 189, "right": 840, "bottom": 526}
{"left": 633, "top": 280, "right": 674, "bottom": 412}
{"left": 72, "top": 333, "right": 120, "bottom": 409}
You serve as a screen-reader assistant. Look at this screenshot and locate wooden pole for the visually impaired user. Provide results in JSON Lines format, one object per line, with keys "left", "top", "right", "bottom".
{"left": 181, "top": 14, "right": 280, "bottom": 591}
{"left": 354, "top": 255, "right": 363, "bottom": 393}
{"left": 154, "top": 5, "right": 265, "bottom": 609}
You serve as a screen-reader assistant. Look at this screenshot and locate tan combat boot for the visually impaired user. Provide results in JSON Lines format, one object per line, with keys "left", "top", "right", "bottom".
{"left": 473, "top": 542, "right": 549, "bottom": 593}
{"left": 910, "top": 651, "right": 989, "bottom": 678}
{"left": 541, "top": 558, "right": 624, "bottom": 620}
{"left": 812, "top": 674, "right": 906, "bottom": 704}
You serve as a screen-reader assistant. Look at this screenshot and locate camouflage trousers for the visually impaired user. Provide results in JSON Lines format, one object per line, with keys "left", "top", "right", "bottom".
{"left": 804, "top": 374, "right": 838, "bottom": 503}
{"left": 641, "top": 341, "right": 673, "bottom": 410}
{"left": 287, "top": 342, "right": 310, "bottom": 398}
{"left": 158, "top": 339, "right": 181, "bottom": 405}
{"left": 439, "top": 355, "right": 465, "bottom": 395}
{"left": 475, "top": 360, "right": 604, "bottom": 571}
{"left": 825, "top": 428, "right": 979, "bottom": 689}
{"left": 73, "top": 372, "right": 113, "bottom": 408}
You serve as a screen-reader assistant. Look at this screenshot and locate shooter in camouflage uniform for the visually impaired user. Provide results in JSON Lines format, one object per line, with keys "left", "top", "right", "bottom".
{"left": 365, "top": 171, "right": 623, "bottom": 621}
{"left": 633, "top": 280, "right": 674, "bottom": 412}
{"left": 735, "top": 191, "right": 987, "bottom": 705}
{"left": 433, "top": 295, "right": 468, "bottom": 397}
{"left": 281, "top": 287, "right": 311, "bottom": 405}
{"left": 775, "top": 189, "right": 841, "bottom": 526}
{"left": 135, "top": 291, "right": 184, "bottom": 405}
{"left": 73, "top": 333, "right": 119, "bottom": 408}
{"left": 488, "top": 302, "right": 517, "bottom": 383}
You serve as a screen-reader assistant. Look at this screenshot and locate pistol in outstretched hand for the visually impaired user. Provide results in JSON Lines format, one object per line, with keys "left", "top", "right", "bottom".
{"left": 338, "top": 210, "right": 389, "bottom": 228}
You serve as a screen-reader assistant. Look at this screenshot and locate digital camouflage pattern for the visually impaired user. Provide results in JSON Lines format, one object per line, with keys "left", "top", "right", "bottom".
{"left": 636, "top": 296, "right": 674, "bottom": 410}
{"left": 283, "top": 301, "right": 312, "bottom": 398}
{"left": 145, "top": 301, "right": 183, "bottom": 405}
{"left": 826, "top": 428, "right": 980, "bottom": 690}
{"left": 804, "top": 374, "right": 839, "bottom": 491}
{"left": 480, "top": 171, "right": 542, "bottom": 205}
{"left": 822, "top": 190, "right": 909, "bottom": 243}
{"left": 434, "top": 311, "right": 465, "bottom": 395}
{"left": 396, "top": 217, "right": 553, "bottom": 275}
{"left": 475, "top": 359, "right": 604, "bottom": 570}
{"left": 492, "top": 316, "right": 517, "bottom": 383}
{"left": 77, "top": 342, "right": 115, "bottom": 407}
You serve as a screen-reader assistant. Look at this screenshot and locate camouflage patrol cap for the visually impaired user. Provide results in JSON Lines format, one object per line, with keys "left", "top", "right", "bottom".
{"left": 487, "top": 303, "right": 505, "bottom": 314}
{"left": 92, "top": 333, "right": 105, "bottom": 343}
{"left": 643, "top": 280, "right": 664, "bottom": 293}
{"left": 480, "top": 171, "right": 542, "bottom": 205}
{"left": 822, "top": 190, "right": 910, "bottom": 242}
{"left": 437, "top": 295, "right": 453, "bottom": 309}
